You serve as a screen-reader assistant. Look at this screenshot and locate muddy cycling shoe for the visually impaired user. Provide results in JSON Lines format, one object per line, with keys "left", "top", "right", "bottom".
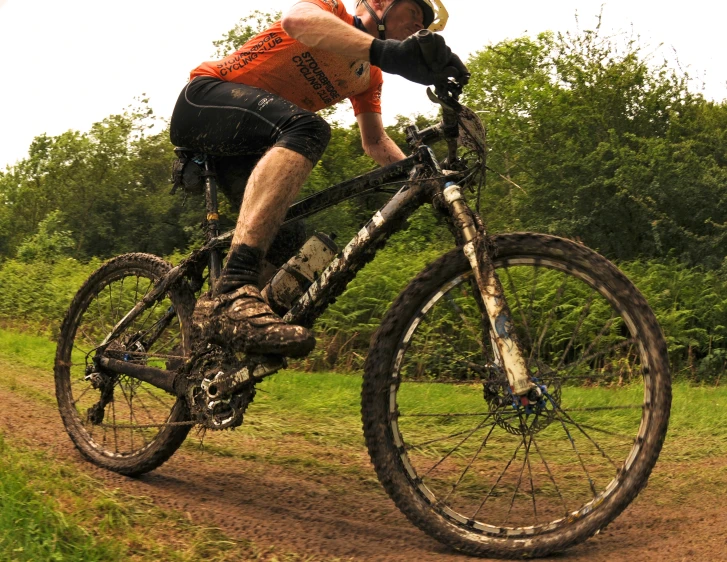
{"left": 192, "top": 285, "right": 315, "bottom": 358}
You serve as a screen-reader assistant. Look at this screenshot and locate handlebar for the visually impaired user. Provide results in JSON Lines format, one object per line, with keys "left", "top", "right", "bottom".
{"left": 414, "top": 30, "right": 468, "bottom": 108}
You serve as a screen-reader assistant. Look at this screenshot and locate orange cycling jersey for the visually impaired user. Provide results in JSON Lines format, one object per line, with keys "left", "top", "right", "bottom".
{"left": 190, "top": 0, "right": 383, "bottom": 116}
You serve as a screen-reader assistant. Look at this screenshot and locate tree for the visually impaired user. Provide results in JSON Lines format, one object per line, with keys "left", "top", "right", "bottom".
{"left": 212, "top": 10, "right": 282, "bottom": 57}
{"left": 463, "top": 23, "right": 727, "bottom": 265}
{"left": 0, "top": 100, "right": 197, "bottom": 260}
{"left": 16, "top": 210, "right": 74, "bottom": 263}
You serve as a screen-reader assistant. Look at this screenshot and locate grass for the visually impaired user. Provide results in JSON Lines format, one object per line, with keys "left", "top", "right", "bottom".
{"left": 0, "top": 433, "right": 334, "bottom": 562}
{"left": 0, "top": 327, "right": 350, "bottom": 561}
{"left": 2, "top": 325, "right": 727, "bottom": 545}
{"left": 0, "top": 327, "right": 58, "bottom": 371}
{"left": 3, "top": 325, "right": 727, "bottom": 462}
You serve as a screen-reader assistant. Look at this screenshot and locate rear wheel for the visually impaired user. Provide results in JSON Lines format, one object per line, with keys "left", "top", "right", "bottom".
{"left": 55, "top": 253, "right": 196, "bottom": 476}
{"left": 362, "top": 233, "right": 671, "bottom": 558}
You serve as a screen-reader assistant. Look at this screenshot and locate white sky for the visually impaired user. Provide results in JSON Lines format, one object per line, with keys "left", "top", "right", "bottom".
{"left": 1, "top": 0, "right": 725, "bottom": 169}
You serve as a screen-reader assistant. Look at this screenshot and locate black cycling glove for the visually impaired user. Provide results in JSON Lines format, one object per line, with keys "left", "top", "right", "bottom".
{"left": 370, "top": 33, "right": 469, "bottom": 86}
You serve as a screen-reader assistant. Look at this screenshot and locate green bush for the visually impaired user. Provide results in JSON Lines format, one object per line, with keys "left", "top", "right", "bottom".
{"left": 1, "top": 242, "right": 725, "bottom": 382}
{"left": 0, "top": 257, "right": 100, "bottom": 335}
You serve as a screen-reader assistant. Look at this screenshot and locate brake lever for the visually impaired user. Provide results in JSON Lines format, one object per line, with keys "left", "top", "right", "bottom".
{"left": 427, "top": 84, "right": 462, "bottom": 113}
{"left": 427, "top": 87, "right": 460, "bottom": 137}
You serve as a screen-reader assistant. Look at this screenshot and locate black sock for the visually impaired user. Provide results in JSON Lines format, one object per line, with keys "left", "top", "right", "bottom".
{"left": 215, "top": 244, "right": 263, "bottom": 296}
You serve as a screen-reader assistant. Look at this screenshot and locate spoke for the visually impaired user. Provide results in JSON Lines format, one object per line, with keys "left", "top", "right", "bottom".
{"left": 564, "top": 339, "right": 638, "bottom": 381}
{"left": 443, "top": 422, "right": 499, "bottom": 503}
{"left": 504, "top": 423, "right": 534, "bottom": 526}
{"left": 530, "top": 276, "right": 569, "bottom": 364}
{"left": 423, "top": 415, "right": 500, "bottom": 478}
{"left": 107, "top": 284, "right": 115, "bottom": 327}
{"left": 129, "top": 385, "right": 135, "bottom": 450}
{"left": 95, "top": 292, "right": 103, "bottom": 332}
{"left": 116, "top": 276, "right": 126, "bottom": 327}
{"left": 133, "top": 393, "right": 162, "bottom": 433}
{"left": 404, "top": 411, "right": 514, "bottom": 418}
{"left": 135, "top": 301, "right": 163, "bottom": 341}
{"left": 134, "top": 276, "right": 141, "bottom": 308}
{"left": 548, "top": 396, "right": 598, "bottom": 497}
{"left": 519, "top": 413, "right": 538, "bottom": 524}
{"left": 91, "top": 295, "right": 110, "bottom": 340}
{"left": 555, "top": 371, "right": 628, "bottom": 382}
{"left": 121, "top": 278, "right": 158, "bottom": 338}
{"left": 564, "top": 314, "right": 617, "bottom": 375}
{"left": 77, "top": 327, "right": 99, "bottom": 353}
{"left": 414, "top": 305, "right": 488, "bottom": 379}
{"left": 442, "top": 287, "right": 488, "bottom": 358}
{"left": 401, "top": 379, "right": 492, "bottom": 386}
{"left": 527, "top": 266, "right": 540, "bottom": 335}
{"left": 71, "top": 383, "right": 94, "bottom": 407}
{"left": 117, "top": 378, "right": 146, "bottom": 447}
{"left": 111, "top": 396, "right": 119, "bottom": 454}
{"left": 116, "top": 378, "right": 136, "bottom": 450}
{"left": 112, "top": 348, "right": 185, "bottom": 362}
{"left": 471, "top": 439, "right": 525, "bottom": 521}
{"left": 503, "top": 266, "right": 535, "bottom": 350}
{"left": 558, "top": 418, "right": 634, "bottom": 442}
{"left": 561, "top": 405, "right": 642, "bottom": 412}
{"left": 99, "top": 420, "right": 194, "bottom": 429}
{"left": 556, "top": 294, "right": 596, "bottom": 371}
{"left": 130, "top": 310, "right": 178, "bottom": 352}
{"left": 550, "top": 400, "right": 622, "bottom": 471}
{"left": 531, "top": 434, "right": 569, "bottom": 516}
{"left": 406, "top": 413, "right": 500, "bottom": 450}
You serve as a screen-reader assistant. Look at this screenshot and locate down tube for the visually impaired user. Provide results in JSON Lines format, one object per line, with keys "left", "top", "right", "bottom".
{"left": 284, "top": 182, "right": 427, "bottom": 328}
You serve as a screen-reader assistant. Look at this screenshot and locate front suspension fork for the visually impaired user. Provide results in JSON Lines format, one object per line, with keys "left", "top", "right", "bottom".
{"left": 443, "top": 183, "right": 534, "bottom": 396}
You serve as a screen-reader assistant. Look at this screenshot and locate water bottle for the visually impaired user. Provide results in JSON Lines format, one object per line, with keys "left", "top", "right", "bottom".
{"left": 262, "top": 232, "right": 338, "bottom": 315}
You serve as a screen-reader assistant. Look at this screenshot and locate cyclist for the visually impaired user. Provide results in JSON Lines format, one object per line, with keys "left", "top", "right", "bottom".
{"left": 170, "top": 0, "right": 468, "bottom": 358}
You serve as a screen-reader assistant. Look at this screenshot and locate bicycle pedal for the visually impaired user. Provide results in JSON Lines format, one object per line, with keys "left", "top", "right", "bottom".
{"left": 241, "top": 353, "right": 287, "bottom": 378}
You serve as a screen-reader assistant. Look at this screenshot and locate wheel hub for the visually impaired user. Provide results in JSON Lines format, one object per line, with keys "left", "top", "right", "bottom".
{"left": 482, "top": 366, "right": 562, "bottom": 435}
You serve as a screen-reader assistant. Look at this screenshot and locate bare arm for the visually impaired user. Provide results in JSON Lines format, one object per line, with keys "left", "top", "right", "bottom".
{"left": 357, "top": 112, "right": 407, "bottom": 167}
{"left": 282, "top": 2, "right": 374, "bottom": 59}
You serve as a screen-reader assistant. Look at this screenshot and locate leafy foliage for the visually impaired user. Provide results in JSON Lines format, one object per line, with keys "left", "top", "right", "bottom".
{"left": 211, "top": 10, "right": 282, "bottom": 57}
{"left": 16, "top": 210, "right": 74, "bottom": 263}
{"left": 0, "top": 100, "right": 201, "bottom": 261}
{"left": 464, "top": 24, "right": 727, "bottom": 266}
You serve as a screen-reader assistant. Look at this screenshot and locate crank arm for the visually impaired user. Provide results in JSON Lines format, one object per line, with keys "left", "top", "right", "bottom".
{"left": 202, "top": 355, "right": 286, "bottom": 401}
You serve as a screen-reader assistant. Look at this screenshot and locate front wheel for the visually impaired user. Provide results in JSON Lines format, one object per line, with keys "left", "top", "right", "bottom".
{"left": 362, "top": 233, "right": 670, "bottom": 558}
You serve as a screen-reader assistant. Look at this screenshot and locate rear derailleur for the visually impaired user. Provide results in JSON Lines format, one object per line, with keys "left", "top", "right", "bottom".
{"left": 185, "top": 345, "right": 285, "bottom": 430}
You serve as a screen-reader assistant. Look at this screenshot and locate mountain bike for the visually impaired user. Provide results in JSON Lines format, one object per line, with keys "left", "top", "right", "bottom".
{"left": 54, "top": 84, "right": 671, "bottom": 558}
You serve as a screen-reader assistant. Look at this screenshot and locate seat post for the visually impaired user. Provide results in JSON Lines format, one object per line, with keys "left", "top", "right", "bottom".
{"left": 203, "top": 157, "right": 223, "bottom": 287}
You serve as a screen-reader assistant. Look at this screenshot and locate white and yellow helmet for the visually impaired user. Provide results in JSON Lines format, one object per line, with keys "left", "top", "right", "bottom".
{"left": 414, "top": 0, "right": 448, "bottom": 32}
{"left": 357, "top": 0, "right": 449, "bottom": 37}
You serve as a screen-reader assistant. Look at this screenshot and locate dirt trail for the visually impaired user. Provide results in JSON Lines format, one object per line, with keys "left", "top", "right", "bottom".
{"left": 0, "top": 378, "right": 725, "bottom": 561}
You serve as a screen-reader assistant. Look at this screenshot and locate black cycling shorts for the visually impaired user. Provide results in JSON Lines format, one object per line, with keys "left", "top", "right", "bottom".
{"left": 170, "top": 76, "right": 331, "bottom": 165}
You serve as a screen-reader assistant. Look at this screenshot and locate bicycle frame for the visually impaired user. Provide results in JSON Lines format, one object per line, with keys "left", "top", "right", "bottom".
{"left": 97, "top": 121, "right": 534, "bottom": 399}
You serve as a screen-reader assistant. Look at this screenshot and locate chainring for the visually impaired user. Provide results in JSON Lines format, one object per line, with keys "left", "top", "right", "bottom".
{"left": 185, "top": 345, "right": 256, "bottom": 430}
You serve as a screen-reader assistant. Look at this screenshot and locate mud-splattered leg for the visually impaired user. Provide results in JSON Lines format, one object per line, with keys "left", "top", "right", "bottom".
{"left": 232, "top": 147, "right": 313, "bottom": 252}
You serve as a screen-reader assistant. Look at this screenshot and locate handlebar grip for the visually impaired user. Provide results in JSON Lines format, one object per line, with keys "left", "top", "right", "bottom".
{"left": 415, "top": 30, "right": 454, "bottom": 101}
{"left": 414, "top": 30, "right": 437, "bottom": 67}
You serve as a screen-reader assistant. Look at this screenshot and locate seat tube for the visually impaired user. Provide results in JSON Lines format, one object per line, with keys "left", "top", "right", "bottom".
{"left": 203, "top": 159, "right": 222, "bottom": 286}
